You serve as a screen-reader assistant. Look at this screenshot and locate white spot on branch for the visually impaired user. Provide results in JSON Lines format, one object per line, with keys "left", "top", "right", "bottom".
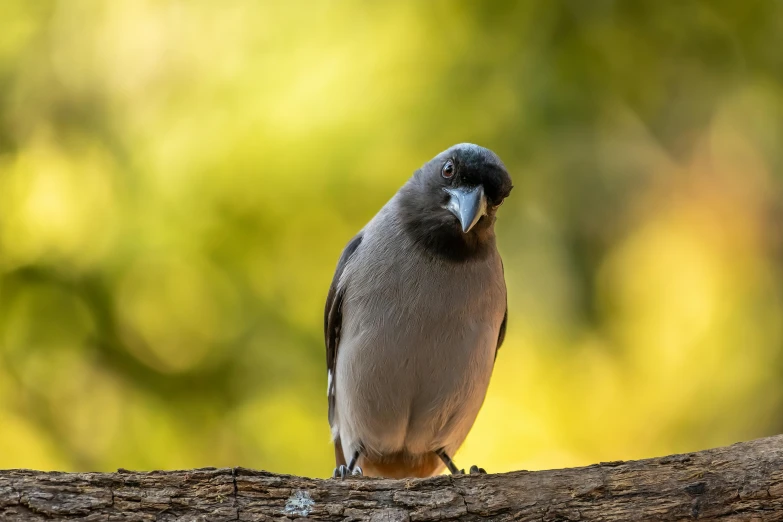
{"left": 284, "top": 490, "right": 314, "bottom": 517}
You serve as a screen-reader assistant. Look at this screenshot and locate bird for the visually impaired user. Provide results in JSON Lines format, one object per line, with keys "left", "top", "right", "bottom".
{"left": 324, "top": 143, "right": 512, "bottom": 479}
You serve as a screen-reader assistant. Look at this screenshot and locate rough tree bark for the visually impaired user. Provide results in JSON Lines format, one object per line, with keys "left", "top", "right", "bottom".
{"left": 1, "top": 435, "right": 782, "bottom": 521}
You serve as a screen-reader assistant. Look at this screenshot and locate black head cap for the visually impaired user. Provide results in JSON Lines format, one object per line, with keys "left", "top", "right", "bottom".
{"left": 435, "top": 143, "right": 513, "bottom": 206}
{"left": 399, "top": 143, "right": 513, "bottom": 261}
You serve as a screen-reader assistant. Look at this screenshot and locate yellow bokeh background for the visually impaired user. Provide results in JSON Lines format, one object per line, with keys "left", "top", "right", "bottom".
{"left": 1, "top": 1, "right": 783, "bottom": 477}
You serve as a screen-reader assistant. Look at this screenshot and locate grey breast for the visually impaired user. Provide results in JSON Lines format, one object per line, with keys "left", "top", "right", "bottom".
{"left": 333, "top": 195, "right": 507, "bottom": 460}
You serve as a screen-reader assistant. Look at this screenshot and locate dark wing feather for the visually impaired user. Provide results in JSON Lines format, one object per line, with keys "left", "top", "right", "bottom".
{"left": 495, "top": 259, "right": 508, "bottom": 360}
{"left": 495, "top": 307, "right": 507, "bottom": 360}
{"left": 325, "top": 232, "right": 363, "bottom": 428}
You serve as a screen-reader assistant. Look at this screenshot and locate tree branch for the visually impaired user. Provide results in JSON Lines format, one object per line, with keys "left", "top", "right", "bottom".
{"left": 2, "top": 435, "right": 782, "bottom": 521}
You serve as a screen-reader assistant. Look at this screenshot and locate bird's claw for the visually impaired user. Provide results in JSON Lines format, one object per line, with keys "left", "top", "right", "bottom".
{"left": 469, "top": 465, "right": 487, "bottom": 474}
{"left": 332, "top": 465, "right": 363, "bottom": 479}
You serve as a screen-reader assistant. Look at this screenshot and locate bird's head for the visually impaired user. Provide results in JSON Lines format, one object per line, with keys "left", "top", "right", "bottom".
{"left": 400, "top": 143, "right": 513, "bottom": 260}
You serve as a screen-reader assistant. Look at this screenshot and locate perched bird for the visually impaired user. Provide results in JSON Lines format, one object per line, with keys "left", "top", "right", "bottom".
{"left": 324, "top": 143, "right": 512, "bottom": 479}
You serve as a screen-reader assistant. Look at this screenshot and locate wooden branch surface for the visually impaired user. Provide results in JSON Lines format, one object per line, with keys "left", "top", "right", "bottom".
{"left": 2, "top": 435, "right": 783, "bottom": 521}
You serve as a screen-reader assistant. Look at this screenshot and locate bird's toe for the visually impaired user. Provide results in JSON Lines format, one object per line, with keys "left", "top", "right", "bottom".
{"left": 332, "top": 465, "right": 350, "bottom": 479}
{"left": 351, "top": 466, "right": 363, "bottom": 477}
{"left": 469, "top": 465, "right": 487, "bottom": 474}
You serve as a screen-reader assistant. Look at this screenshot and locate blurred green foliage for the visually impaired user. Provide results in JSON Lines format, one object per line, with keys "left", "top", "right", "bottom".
{"left": 1, "top": 0, "right": 783, "bottom": 476}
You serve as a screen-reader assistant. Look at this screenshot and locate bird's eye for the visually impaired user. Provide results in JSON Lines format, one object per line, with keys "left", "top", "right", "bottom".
{"left": 441, "top": 160, "right": 455, "bottom": 179}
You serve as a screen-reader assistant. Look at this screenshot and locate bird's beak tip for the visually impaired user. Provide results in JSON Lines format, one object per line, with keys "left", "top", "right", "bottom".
{"left": 445, "top": 185, "right": 487, "bottom": 234}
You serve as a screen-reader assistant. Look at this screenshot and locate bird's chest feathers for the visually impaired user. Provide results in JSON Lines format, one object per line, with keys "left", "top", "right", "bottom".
{"left": 343, "top": 249, "right": 503, "bottom": 352}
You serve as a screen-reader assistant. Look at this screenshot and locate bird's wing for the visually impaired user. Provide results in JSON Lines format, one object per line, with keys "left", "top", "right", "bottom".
{"left": 495, "top": 259, "right": 507, "bottom": 360}
{"left": 495, "top": 306, "right": 507, "bottom": 360}
{"left": 325, "top": 232, "right": 363, "bottom": 429}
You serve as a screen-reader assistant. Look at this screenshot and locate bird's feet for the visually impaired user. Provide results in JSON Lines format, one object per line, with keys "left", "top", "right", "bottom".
{"left": 454, "top": 465, "right": 487, "bottom": 475}
{"left": 435, "top": 449, "right": 487, "bottom": 475}
{"left": 332, "top": 465, "right": 363, "bottom": 479}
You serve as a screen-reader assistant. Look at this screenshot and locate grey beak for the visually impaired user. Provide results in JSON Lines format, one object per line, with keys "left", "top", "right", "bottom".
{"left": 444, "top": 185, "right": 488, "bottom": 233}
